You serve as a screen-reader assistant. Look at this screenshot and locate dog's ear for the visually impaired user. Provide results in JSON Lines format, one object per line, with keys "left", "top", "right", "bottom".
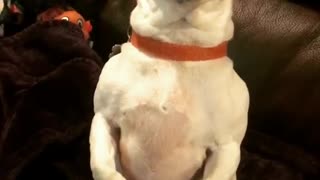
{"left": 139, "top": 0, "right": 156, "bottom": 12}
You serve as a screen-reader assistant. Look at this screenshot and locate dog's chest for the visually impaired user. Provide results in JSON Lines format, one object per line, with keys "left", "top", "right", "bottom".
{"left": 96, "top": 44, "right": 238, "bottom": 180}
{"left": 114, "top": 64, "right": 206, "bottom": 180}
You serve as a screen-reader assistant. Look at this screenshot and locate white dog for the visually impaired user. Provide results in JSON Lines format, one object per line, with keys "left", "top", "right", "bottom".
{"left": 89, "top": 0, "right": 249, "bottom": 180}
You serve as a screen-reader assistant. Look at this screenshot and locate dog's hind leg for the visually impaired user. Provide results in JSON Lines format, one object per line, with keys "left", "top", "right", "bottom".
{"left": 89, "top": 113, "right": 126, "bottom": 180}
{"left": 202, "top": 142, "right": 240, "bottom": 180}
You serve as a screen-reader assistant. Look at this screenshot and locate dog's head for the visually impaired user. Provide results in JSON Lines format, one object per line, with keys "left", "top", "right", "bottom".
{"left": 133, "top": 0, "right": 233, "bottom": 31}
{"left": 131, "top": 0, "right": 234, "bottom": 46}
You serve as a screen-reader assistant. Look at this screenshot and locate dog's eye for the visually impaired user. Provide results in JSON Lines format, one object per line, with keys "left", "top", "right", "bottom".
{"left": 61, "top": 16, "right": 69, "bottom": 21}
{"left": 77, "top": 19, "right": 83, "bottom": 28}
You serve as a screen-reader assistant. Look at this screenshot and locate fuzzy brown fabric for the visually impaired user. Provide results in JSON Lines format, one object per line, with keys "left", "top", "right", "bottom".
{"left": 0, "top": 21, "right": 102, "bottom": 180}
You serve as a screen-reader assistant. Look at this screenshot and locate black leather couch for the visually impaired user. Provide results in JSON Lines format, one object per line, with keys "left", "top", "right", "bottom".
{"left": 0, "top": 0, "right": 319, "bottom": 179}
{"left": 230, "top": 0, "right": 320, "bottom": 179}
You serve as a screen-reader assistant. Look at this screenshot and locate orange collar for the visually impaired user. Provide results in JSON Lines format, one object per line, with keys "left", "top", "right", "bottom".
{"left": 130, "top": 31, "right": 228, "bottom": 61}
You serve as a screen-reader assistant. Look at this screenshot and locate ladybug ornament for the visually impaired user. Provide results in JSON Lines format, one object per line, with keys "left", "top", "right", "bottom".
{"left": 37, "top": 6, "right": 92, "bottom": 40}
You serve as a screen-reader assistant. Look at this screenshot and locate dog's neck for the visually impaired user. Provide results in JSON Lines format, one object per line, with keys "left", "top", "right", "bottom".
{"left": 130, "top": 0, "right": 234, "bottom": 48}
{"left": 130, "top": 30, "right": 227, "bottom": 61}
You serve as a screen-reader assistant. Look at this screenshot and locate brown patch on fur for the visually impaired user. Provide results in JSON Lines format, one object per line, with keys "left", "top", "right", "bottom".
{"left": 117, "top": 104, "right": 198, "bottom": 180}
{"left": 119, "top": 139, "right": 136, "bottom": 180}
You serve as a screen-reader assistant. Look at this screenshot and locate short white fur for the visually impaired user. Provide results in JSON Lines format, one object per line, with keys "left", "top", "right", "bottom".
{"left": 90, "top": 0, "right": 249, "bottom": 180}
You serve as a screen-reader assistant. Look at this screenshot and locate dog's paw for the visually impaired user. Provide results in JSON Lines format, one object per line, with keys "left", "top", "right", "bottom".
{"left": 203, "top": 173, "right": 237, "bottom": 180}
{"left": 91, "top": 167, "right": 126, "bottom": 180}
{"left": 108, "top": 44, "right": 122, "bottom": 58}
{"left": 93, "top": 172, "right": 127, "bottom": 180}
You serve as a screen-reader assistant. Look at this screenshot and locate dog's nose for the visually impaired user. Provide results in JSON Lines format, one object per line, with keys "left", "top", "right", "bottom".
{"left": 176, "top": 0, "right": 190, "bottom": 4}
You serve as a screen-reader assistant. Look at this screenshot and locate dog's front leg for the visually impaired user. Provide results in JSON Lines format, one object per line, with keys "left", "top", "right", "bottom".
{"left": 89, "top": 113, "right": 126, "bottom": 180}
{"left": 203, "top": 142, "right": 240, "bottom": 180}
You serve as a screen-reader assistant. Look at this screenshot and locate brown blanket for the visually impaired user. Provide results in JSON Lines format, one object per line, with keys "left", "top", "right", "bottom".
{"left": 0, "top": 21, "right": 102, "bottom": 180}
